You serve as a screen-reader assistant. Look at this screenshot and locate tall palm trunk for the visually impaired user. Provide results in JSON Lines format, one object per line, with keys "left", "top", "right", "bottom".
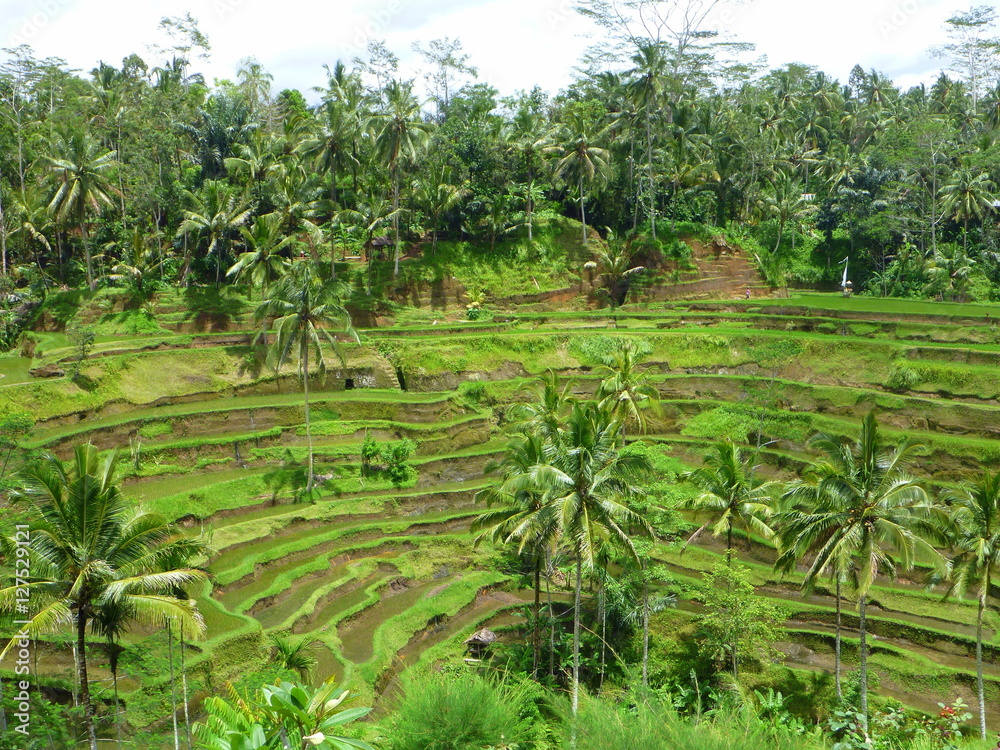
{"left": 572, "top": 554, "right": 583, "bottom": 718}
{"left": 168, "top": 621, "right": 180, "bottom": 750}
{"left": 302, "top": 345, "right": 315, "bottom": 495}
{"left": 976, "top": 593, "right": 986, "bottom": 739}
{"left": 859, "top": 595, "right": 869, "bottom": 732}
{"left": 645, "top": 109, "right": 656, "bottom": 241}
{"left": 77, "top": 612, "right": 99, "bottom": 750}
{"left": 392, "top": 166, "right": 401, "bottom": 277}
{"left": 81, "top": 219, "right": 95, "bottom": 291}
{"left": 835, "top": 578, "right": 842, "bottom": 700}
{"left": 533, "top": 558, "right": 541, "bottom": 676}
{"left": 641, "top": 578, "right": 650, "bottom": 688}
{"left": 0, "top": 175, "right": 7, "bottom": 277}
{"left": 579, "top": 175, "right": 588, "bottom": 247}
{"left": 181, "top": 630, "right": 192, "bottom": 750}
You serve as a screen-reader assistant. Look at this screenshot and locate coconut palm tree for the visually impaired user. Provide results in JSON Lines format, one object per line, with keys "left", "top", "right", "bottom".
{"left": 776, "top": 412, "right": 947, "bottom": 730}
{"left": 682, "top": 441, "right": 776, "bottom": 559}
{"left": 411, "top": 166, "right": 470, "bottom": 251}
{"left": 254, "top": 261, "right": 358, "bottom": 495}
{"left": 504, "top": 110, "right": 552, "bottom": 243}
{"left": 0, "top": 445, "right": 208, "bottom": 750}
{"left": 373, "top": 79, "right": 430, "bottom": 275}
{"left": 583, "top": 233, "right": 646, "bottom": 308}
{"left": 945, "top": 471, "right": 1000, "bottom": 739}
{"left": 550, "top": 118, "right": 610, "bottom": 246}
{"left": 227, "top": 212, "right": 292, "bottom": 299}
{"left": 46, "top": 130, "right": 120, "bottom": 290}
{"left": 179, "top": 180, "right": 252, "bottom": 285}
{"left": 535, "top": 401, "right": 653, "bottom": 719}
{"left": 595, "top": 342, "right": 659, "bottom": 438}
{"left": 939, "top": 169, "right": 996, "bottom": 256}
{"left": 473, "top": 430, "right": 556, "bottom": 675}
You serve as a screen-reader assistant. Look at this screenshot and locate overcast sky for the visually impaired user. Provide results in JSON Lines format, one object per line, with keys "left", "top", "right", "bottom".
{"left": 0, "top": 0, "right": 979, "bottom": 99}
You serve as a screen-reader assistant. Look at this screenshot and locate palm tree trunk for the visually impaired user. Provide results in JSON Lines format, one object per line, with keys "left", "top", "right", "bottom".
{"left": 303, "top": 346, "right": 315, "bottom": 495}
{"left": 835, "top": 578, "right": 842, "bottom": 700}
{"left": 181, "top": 630, "right": 192, "bottom": 750}
{"left": 392, "top": 166, "right": 401, "bottom": 277}
{"left": 0, "top": 175, "right": 7, "bottom": 277}
{"left": 77, "top": 612, "right": 99, "bottom": 750}
{"left": 641, "top": 585, "right": 650, "bottom": 688}
{"left": 533, "top": 559, "right": 541, "bottom": 677}
{"left": 645, "top": 110, "right": 656, "bottom": 241}
{"left": 572, "top": 554, "right": 583, "bottom": 720}
{"left": 168, "top": 621, "right": 180, "bottom": 750}
{"left": 546, "top": 556, "right": 555, "bottom": 679}
{"left": 976, "top": 593, "right": 986, "bottom": 739}
{"left": 598, "top": 586, "right": 607, "bottom": 694}
{"left": 579, "top": 175, "right": 588, "bottom": 247}
{"left": 859, "top": 594, "right": 869, "bottom": 732}
{"left": 81, "top": 220, "right": 95, "bottom": 291}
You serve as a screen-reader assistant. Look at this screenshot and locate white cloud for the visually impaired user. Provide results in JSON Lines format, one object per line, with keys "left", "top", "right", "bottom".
{"left": 0, "top": 0, "right": 978, "bottom": 98}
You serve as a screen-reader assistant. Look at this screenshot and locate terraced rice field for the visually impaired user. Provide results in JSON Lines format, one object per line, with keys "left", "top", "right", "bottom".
{"left": 4, "top": 287, "right": 1000, "bottom": 732}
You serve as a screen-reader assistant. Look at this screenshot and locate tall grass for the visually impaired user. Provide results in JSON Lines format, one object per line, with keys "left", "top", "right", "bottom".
{"left": 569, "top": 693, "right": 828, "bottom": 750}
{"left": 384, "top": 670, "right": 543, "bottom": 750}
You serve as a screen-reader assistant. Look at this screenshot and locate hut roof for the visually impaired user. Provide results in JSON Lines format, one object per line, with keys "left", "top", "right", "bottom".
{"left": 372, "top": 235, "right": 395, "bottom": 247}
{"left": 465, "top": 627, "right": 498, "bottom": 646}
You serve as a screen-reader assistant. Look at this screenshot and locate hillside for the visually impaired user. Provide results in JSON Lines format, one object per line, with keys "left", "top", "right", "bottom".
{"left": 4, "top": 275, "right": 1000, "bottom": 743}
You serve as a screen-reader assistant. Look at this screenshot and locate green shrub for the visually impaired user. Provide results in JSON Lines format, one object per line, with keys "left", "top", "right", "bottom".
{"left": 569, "top": 692, "right": 827, "bottom": 750}
{"left": 385, "top": 671, "right": 541, "bottom": 750}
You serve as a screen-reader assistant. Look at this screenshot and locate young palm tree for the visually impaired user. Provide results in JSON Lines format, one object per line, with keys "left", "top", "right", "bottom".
{"left": 550, "top": 119, "right": 610, "bottom": 246}
{"left": 945, "top": 471, "right": 1000, "bottom": 739}
{"left": 227, "top": 212, "right": 292, "bottom": 299}
{"left": 939, "top": 169, "right": 996, "bottom": 256}
{"left": 179, "top": 180, "right": 252, "bottom": 285}
{"left": 595, "top": 343, "right": 659, "bottom": 438}
{"left": 776, "top": 412, "right": 947, "bottom": 729}
{"left": 373, "top": 79, "right": 430, "bottom": 275}
{"left": 583, "top": 233, "right": 646, "bottom": 307}
{"left": 254, "top": 261, "right": 358, "bottom": 495}
{"left": 46, "top": 130, "right": 120, "bottom": 290}
{"left": 473, "top": 430, "right": 557, "bottom": 675}
{"left": 0, "top": 445, "right": 207, "bottom": 750}
{"left": 536, "top": 401, "right": 653, "bottom": 719}
{"left": 682, "top": 441, "right": 776, "bottom": 559}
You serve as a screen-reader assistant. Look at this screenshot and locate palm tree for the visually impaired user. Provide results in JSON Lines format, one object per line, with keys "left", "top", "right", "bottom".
{"left": 335, "top": 199, "right": 401, "bottom": 295}
{"left": 504, "top": 110, "right": 551, "bottom": 243}
{"left": 551, "top": 119, "right": 610, "bottom": 246}
{"left": 939, "top": 169, "right": 996, "bottom": 256}
{"left": 179, "top": 180, "right": 252, "bottom": 285}
{"left": 0, "top": 445, "right": 208, "bottom": 750}
{"left": 682, "top": 441, "right": 775, "bottom": 559}
{"left": 583, "top": 233, "right": 646, "bottom": 307}
{"left": 536, "top": 401, "right": 653, "bottom": 719}
{"left": 254, "top": 261, "right": 358, "bottom": 495}
{"left": 626, "top": 42, "right": 669, "bottom": 240}
{"left": 46, "top": 130, "right": 120, "bottom": 290}
{"left": 775, "top": 412, "right": 946, "bottom": 730}
{"left": 271, "top": 635, "right": 318, "bottom": 683}
{"left": 411, "top": 166, "right": 470, "bottom": 251}
{"left": 595, "top": 342, "right": 659, "bottom": 438}
{"left": 373, "top": 80, "right": 429, "bottom": 275}
{"left": 945, "top": 471, "right": 1000, "bottom": 739}
{"left": 473, "top": 430, "right": 556, "bottom": 675}
{"left": 105, "top": 225, "right": 170, "bottom": 299}
{"left": 227, "top": 212, "right": 292, "bottom": 299}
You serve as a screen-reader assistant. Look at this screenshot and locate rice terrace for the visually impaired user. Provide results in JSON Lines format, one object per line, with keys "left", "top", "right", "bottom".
{"left": 3, "top": 2, "right": 1000, "bottom": 749}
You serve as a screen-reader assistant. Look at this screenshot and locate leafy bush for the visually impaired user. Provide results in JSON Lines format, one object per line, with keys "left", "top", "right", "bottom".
{"left": 569, "top": 335, "right": 653, "bottom": 366}
{"left": 385, "top": 671, "right": 541, "bottom": 750}
{"left": 569, "top": 691, "right": 827, "bottom": 750}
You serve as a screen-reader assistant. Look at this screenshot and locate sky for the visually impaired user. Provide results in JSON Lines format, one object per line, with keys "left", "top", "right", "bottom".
{"left": 0, "top": 0, "right": 981, "bottom": 99}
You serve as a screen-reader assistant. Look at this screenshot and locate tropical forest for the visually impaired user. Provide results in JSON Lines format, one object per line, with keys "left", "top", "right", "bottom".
{"left": 2, "top": 2, "right": 1000, "bottom": 749}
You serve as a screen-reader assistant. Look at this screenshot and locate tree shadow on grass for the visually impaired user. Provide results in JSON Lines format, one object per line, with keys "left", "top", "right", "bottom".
{"left": 182, "top": 286, "right": 248, "bottom": 332}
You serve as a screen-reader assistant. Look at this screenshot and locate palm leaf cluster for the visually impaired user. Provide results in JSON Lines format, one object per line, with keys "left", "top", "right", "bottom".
{"left": 0, "top": 444, "right": 208, "bottom": 749}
